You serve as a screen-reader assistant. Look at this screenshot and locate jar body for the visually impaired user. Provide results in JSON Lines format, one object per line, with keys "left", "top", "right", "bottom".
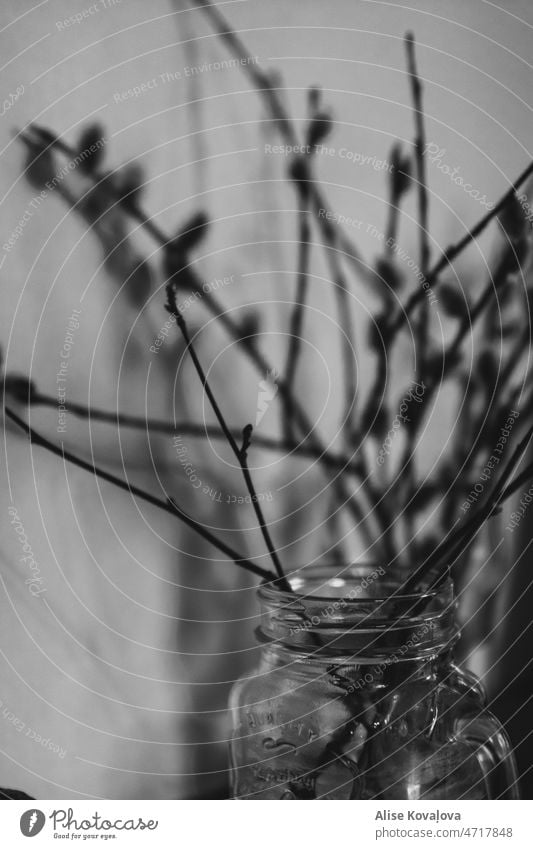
{"left": 229, "top": 567, "right": 519, "bottom": 800}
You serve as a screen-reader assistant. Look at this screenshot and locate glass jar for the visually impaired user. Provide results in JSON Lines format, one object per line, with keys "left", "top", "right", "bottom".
{"left": 229, "top": 565, "right": 519, "bottom": 799}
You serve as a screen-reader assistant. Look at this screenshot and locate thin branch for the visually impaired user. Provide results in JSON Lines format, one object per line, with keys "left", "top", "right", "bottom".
{"left": 284, "top": 198, "right": 311, "bottom": 442}
{"left": 403, "top": 423, "right": 533, "bottom": 593}
{"left": 442, "top": 242, "right": 526, "bottom": 385}
{"left": 176, "top": 308, "right": 377, "bottom": 547}
{"left": 319, "top": 233, "right": 359, "bottom": 447}
{"left": 3, "top": 405, "right": 271, "bottom": 582}
{"left": 389, "top": 158, "right": 533, "bottom": 337}
{"left": 23, "top": 127, "right": 371, "bottom": 529}
{"left": 402, "top": 33, "right": 430, "bottom": 544}
{"left": 239, "top": 424, "right": 287, "bottom": 585}
{"left": 166, "top": 288, "right": 289, "bottom": 587}
{"left": 189, "top": 0, "right": 373, "bottom": 287}
{"left": 189, "top": 0, "right": 294, "bottom": 138}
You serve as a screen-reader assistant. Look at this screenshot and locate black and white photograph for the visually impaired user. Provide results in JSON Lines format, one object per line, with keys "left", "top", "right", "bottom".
{"left": 0, "top": 0, "right": 532, "bottom": 842}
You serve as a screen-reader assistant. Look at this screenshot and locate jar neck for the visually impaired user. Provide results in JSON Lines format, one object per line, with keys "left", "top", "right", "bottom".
{"left": 258, "top": 565, "right": 457, "bottom": 662}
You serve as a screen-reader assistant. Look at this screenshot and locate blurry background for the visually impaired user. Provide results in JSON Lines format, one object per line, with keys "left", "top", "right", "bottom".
{"left": 0, "top": 0, "right": 532, "bottom": 799}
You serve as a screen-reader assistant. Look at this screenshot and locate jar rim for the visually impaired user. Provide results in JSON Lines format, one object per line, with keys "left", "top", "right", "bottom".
{"left": 259, "top": 562, "right": 451, "bottom": 607}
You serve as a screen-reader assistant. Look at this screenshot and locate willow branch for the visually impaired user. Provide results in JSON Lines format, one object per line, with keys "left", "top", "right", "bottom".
{"left": 189, "top": 0, "right": 533, "bottom": 569}
{"left": 239, "top": 423, "right": 287, "bottom": 585}
{"left": 499, "top": 457, "right": 533, "bottom": 503}
{"left": 389, "top": 159, "right": 533, "bottom": 337}
{"left": 166, "top": 288, "right": 289, "bottom": 587}
{"left": 3, "top": 405, "right": 271, "bottom": 581}
{"left": 18, "top": 388, "right": 362, "bottom": 473}
{"left": 189, "top": 0, "right": 373, "bottom": 287}
{"left": 284, "top": 198, "right": 311, "bottom": 443}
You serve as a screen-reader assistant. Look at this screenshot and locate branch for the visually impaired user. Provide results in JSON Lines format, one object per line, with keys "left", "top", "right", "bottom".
{"left": 394, "top": 240, "right": 527, "bottom": 519}
{"left": 328, "top": 246, "right": 359, "bottom": 444}
{"left": 405, "top": 32, "right": 431, "bottom": 370}
{"left": 3, "top": 405, "right": 272, "bottom": 582}
{"left": 402, "top": 33, "right": 431, "bottom": 543}
{"left": 442, "top": 241, "right": 528, "bottom": 386}
{"left": 403, "top": 423, "right": 533, "bottom": 593}
{"left": 499, "top": 456, "right": 533, "bottom": 503}
{"left": 389, "top": 158, "right": 533, "bottom": 337}
{"left": 21, "top": 126, "right": 169, "bottom": 247}
{"left": 166, "top": 288, "right": 289, "bottom": 588}
{"left": 23, "top": 126, "right": 370, "bottom": 527}
{"left": 283, "top": 196, "right": 311, "bottom": 443}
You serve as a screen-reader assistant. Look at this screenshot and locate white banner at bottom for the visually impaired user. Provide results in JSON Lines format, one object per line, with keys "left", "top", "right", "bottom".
{"left": 0, "top": 800, "right": 530, "bottom": 848}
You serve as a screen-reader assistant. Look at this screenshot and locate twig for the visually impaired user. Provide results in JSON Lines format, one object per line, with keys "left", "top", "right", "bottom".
{"left": 405, "top": 32, "right": 431, "bottom": 373}
{"left": 442, "top": 243, "right": 526, "bottom": 386}
{"left": 239, "top": 424, "right": 287, "bottom": 585}
{"left": 21, "top": 126, "right": 169, "bottom": 247}
{"left": 415, "top": 242, "right": 519, "bottom": 412}
{"left": 284, "top": 197, "right": 311, "bottom": 443}
{"left": 403, "top": 424, "right": 533, "bottom": 593}
{"left": 385, "top": 199, "right": 399, "bottom": 255}
{"left": 3, "top": 404, "right": 271, "bottom": 582}
{"left": 166, "top": 286, "right": 289, "bottom": 588}
{"left": 389, "top": 159, "right": 533, "bottom": 337}
{"left": 20, "top": 12, "right": 533, "bottom": 587}
{"left": 321, "top": 234, "right": 359, "bottom": 446}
